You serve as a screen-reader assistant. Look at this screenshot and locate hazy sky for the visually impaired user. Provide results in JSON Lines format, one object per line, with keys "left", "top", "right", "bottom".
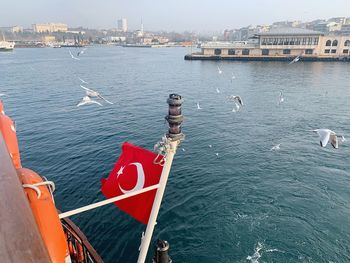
{"left": 1, "top": 0, "right": 349, "bottom": 32}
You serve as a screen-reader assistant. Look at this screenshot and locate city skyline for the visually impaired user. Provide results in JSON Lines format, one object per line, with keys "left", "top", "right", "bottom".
{"left": 1, "top": 0, "right": 350, "bottom": 32}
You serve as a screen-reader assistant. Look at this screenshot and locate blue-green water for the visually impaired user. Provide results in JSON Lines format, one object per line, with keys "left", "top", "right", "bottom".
{"left": 1, "top": 47, "right": 350, "bottom": 263}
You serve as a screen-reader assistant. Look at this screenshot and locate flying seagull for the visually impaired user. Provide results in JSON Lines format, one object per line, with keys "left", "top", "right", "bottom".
{"left": 217, "top": 66, "right": 222, "bottom": 74}
{"left": 77, "top": 48, "right": 87, "bottom": 56}
{"left": 278, "top": 91, "right": 284, "bottom": 105}
{"left": 313, "top": 129, "right": 345, "bottom": 148}
{"left": 80, "top": 85, "right": 113, "bottom": 104}
{"left": 229, "top": 95, "right": 243, "bottom": 112}
{"left": 196, "top": 102, "right": 202, "bottom": 110}
{"left": 231, "top": 73, "right": 236, "bottom": 82}
{"left": 77, "top": 96, "right": 102, "bottom": 107}
{"left": 289, "top": 55, "right": 301, "bottom": 65}
{"left": 78, "top": 77, "right": 88, "bottom": 84}
{"left": 271, "top": 144, "right": 281, "bottom": 151}
{"left": 0, "top": 93, "right": 5, "bottom": 97}
{"left": 69, "top": 50, "right": 80, "bottom": 60}
{"left": 216, "top": 87, "right": 220, "bottom": 93}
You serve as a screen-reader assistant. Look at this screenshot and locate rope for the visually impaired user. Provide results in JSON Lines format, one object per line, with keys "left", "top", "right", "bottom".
{"left": 22, "top": 180, "right": 56, "bottom": 199}
{"left": 153, "top": 135, "right": 170, "bottom": 166}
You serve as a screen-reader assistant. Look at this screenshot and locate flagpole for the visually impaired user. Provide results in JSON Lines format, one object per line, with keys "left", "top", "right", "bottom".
{"left": 137, "top": 94, "right": 184, "bottom": 263}
{"left": 58, "top": 184, "right": 160, "bottom": 219}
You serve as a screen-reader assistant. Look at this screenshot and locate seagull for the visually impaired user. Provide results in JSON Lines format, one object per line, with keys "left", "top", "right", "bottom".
{"left": 196, "top": 102, "right": 202, "bottom": 110}
{"left": 69, "top": 50, "right": 80, "bottom": 60}
{"left": 278, "top": 91, "right": 284, "bottom": 105}
{"left": 229, "top": 95, "right": 243, "bottom": 112}
{"left": 0, "top": 93, "right": 5, "bottom": 97}
{"left": 271, "top": 144, "right": 281, "bottom": 151}
{"left": 208, "top": 145, "right": 212, "bottom": 148}
{"left": 77, "top": 96, "right": 102, "bottom": 107}
{"left": 215, "top": 153, "right": 219, "bottom": 157}
{"left": 229, "top": 95, "right": 243, "bottom": 106}
{"left": 77, "top": 48, "right": 87, "bottom": 56}
{"left": 313, "top": 129, "right": 345, "bottom": 148}
{"left": 80, "top": 85, "right": 113, "bottom": 104}
{"left": 217, "top": 66, "right": 222, "bottom": 74}
{"left": 78, "top": 77, "right": 88, "bottom": 84}
{"left": 182, "top": 148, "right": 186, "bottom": 152}
{"left": 289, "top": 55, "right": 300, "bottom": 65}
{"left": 231, "top": 73, "right": 236, "bottom": 81}
{"left": 216, "top": 88, "right": 220, "bottom": 93}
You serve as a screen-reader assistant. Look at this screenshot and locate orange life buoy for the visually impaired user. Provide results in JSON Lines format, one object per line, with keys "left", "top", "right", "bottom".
{"left": 0, "top": 101, "right": 21, "bottom": 169}
{"left": 0, "top": 100, "right": 4, "bottom": 114}
{"left": 18, "top": 168, "right": 70, "bottom": 263}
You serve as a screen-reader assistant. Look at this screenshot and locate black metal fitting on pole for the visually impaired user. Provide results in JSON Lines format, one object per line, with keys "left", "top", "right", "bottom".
{"left": 165, "top": 94, "right": 185, "bottom": 141}
{"left": 152, "top": 239, "right": 172, "bottom": 263}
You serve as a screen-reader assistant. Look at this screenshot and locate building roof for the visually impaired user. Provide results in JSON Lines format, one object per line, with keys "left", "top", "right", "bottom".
{"left": 256, "top": 27, "right": 323, "bottom": 36}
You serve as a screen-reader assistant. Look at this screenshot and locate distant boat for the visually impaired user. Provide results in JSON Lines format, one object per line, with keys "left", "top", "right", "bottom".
{"left": 0, "top": 33, "right": 15, "bottom": 51}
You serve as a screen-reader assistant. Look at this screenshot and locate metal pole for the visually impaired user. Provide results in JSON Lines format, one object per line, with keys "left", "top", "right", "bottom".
{"left": 59, "top": 184, "right": 159, "bottom": 219}
{"left": 137, "top": 94, "right": 184, "bottom": 263}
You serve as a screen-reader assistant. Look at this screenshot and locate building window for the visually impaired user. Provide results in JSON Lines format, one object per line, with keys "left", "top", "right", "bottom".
{"left": 214, "top": 49, "right": 221, "bottom": 55}
{"left": 325, "top": 49, "right": 330, "bottom": 53}
{"left": 307, "top": 38, "right": 312, "bottom": 45}
{"left": 242, "top": 49, "right": 250, "bottom": 55}
{"left": 295, "top": 38, "right": 301, "bottom": 45}
{"left": 331, "top": 49, "right": 336, "bottom": 53}
{"left": 305, "top": 49, "right": 313, "bottom": 54}
{"left": 273, "top": 39, "right": 278, "bottom": 45}
{"left": 283, "top": 49, "right": 291, "bottom": 54}
{"left": 313, "top": 38, "right": 319, "bottom": 45}
{"left": 278, "top": 38, "right": 283, "bottom": 45}
{"left": 344, "top": 40, "right": 350, "bottom": 46}
{"left": 290, "top": 38, "right": 295, "bottom": 45}
{"left": 283, "top": 39, "right": 289, "bottom": 45}
{"left": 261, "top": 38, "right": 267, "bottom": 45}
{"left": 302, "top": 38, "right": 307, "bottom": 45}
{"left": 332, "top": 40, "right": 338, "bottom": 46}
{"left": 262, "top": 49, "right": 269, "bottom": 55}
{"left": 228, "top": 49, "right": 235, "bottom": 55}
{"left": 343, "top": 49, "right": 349, "bottom": 54}
{"left": 326, "top": 40, "right": 332, "bottom": 46}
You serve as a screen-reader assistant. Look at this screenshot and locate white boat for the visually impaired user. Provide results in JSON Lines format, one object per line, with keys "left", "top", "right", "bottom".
{"left": 0, "top": 33, "right": 15, "bottom": 51}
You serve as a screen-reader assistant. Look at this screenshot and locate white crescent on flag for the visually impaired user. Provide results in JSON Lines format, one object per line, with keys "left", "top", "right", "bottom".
{"left": 117, "top": 162, "right": 145, "bottom": 194}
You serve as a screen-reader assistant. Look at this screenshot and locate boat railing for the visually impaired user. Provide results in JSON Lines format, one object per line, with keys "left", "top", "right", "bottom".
{"left": 61, "top": 216, "right": 104, "bottom": 263}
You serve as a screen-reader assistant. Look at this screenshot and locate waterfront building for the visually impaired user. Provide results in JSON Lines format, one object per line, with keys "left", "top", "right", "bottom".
{"left": 0, "top": 26, "right": 23, "bottom": 33}
{"left": 32, "top": 23, "right": 68, "bottom": 33}
{"left": 186, "top": 28, "right": 350, "bottom": 61}
{"left": 42, "top": 35, "right": 56, "bottom": 43}
{"left": 117, "top": 18, "right": 128, "bottom": 32}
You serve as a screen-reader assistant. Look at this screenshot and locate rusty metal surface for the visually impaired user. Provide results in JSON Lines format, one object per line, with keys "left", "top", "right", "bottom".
{"left": 0, "top": 134, "right": 52, "bottom": 263}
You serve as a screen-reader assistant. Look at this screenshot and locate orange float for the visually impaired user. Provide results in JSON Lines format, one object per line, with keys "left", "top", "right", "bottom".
{"left": 0, "top": 101, "right": 21, "bottom": 169}
{"left": 18, "top": 168, "right": 71, "bottom": 263}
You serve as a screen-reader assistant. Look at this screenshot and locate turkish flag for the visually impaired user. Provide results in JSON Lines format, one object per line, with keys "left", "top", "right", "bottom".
{"left": 101, "top": 142, "right": 164, "bottom": 224}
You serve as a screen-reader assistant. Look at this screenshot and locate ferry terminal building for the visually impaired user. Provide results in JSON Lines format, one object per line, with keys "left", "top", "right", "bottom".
{"left": 185, "top": 28, "right": 350, "bottom": 61}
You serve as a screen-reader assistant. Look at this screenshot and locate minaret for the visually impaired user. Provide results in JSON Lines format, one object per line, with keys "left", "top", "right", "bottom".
{"left": 141, "top": 18, "right": 144, "bottom": 37}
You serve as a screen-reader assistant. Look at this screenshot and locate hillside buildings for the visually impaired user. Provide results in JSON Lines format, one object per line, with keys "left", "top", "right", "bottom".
{"left": 32, "top": 23, "right": 68, "bottom": 33}
{"left": 0, "top": 26, "right": 23, "bottom": 33}
{"left": 117, "top": 18, "right": 128, "bottom": 32}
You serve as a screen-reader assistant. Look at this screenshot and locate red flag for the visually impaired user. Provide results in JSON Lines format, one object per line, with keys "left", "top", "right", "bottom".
{"left": 101, "top": 142, "right": 164, "bottom": 224}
